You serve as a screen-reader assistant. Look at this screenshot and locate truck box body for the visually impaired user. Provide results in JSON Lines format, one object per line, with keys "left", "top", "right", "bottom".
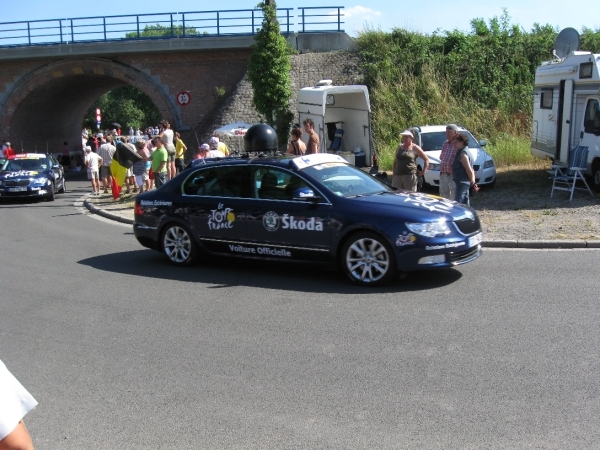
{"left": 298, "top": 84, "right": 372, "bottom": 167}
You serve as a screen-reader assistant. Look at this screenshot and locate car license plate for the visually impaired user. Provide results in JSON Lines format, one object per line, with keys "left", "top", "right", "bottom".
{"left": 9, "top": 187, "right": 27, "bottom": 192}
{"left": 468, "top": 232, "right": 482, "bottom": 247}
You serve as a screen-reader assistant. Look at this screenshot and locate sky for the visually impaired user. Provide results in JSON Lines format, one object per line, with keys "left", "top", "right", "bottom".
{"left": 0, "top": 0, "right": 598, "bottom": 38}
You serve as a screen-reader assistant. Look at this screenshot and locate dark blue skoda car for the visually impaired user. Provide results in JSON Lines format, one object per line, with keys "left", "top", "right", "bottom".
{"left": 133, "top": 153, "right": 482, "bottom": 286}
{"left": 0, "top": 153, "right": 66, "bottom": 201}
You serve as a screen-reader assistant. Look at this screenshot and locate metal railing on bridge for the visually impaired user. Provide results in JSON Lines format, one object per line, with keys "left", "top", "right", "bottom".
{"left": 0, "top": 7, "right": 344, "bottom": 48}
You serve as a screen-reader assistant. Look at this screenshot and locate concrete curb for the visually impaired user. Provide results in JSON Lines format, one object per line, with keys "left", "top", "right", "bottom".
{"left": 83, "top": 198, "right": 600, "bottom": 249}
{"left": 84, "top": 198, "right": 134, "bottom": 225}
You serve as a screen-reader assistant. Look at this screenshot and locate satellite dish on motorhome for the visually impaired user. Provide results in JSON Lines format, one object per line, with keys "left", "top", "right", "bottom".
{"left": 554, "top": 28, "right": 580, "bottom": 58}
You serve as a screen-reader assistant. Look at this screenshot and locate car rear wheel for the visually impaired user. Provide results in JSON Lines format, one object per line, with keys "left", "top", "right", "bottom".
{"left": 341, "top": 231, "right": 396, "bottom": 286}
{"left": 162, "top": 223, "right": 197, "bottom": 266}
{"left": 58, "top": 179, "right": 66, "bottom": 193}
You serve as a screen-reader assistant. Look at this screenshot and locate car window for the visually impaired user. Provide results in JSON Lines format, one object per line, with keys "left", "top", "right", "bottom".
{"left": 302, "top": 162, "right": 390, "bottom": 197}
{"left": 420, "top": 131, "right": 479, "bottom": 151}
{"left": 182, "top": 166, "right": 245, "bottom": 198}
{"left": 5, "top": 158, "right": 45, "bottom": 171}
{"left": 251, "top": 167, "right": 313, "bottom": 201}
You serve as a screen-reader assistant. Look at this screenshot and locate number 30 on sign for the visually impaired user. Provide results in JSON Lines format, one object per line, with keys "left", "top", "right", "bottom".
{"left": 176, "top": 91, "right": 191, "bottom": 106}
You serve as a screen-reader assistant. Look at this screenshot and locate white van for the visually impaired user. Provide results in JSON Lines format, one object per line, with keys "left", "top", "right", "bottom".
{"left": 297, "top": 81, "right": 372, "bottom": 167}
{"left": 531, "top": 28, "right": 600, "bottom": 189}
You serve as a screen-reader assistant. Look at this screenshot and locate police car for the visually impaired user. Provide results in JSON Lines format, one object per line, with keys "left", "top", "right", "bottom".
{"left": 0, "top": 153, "right": 66, "bottom": 201}
{"left": 133, "top": 152, "right": 483, "bottom": 286}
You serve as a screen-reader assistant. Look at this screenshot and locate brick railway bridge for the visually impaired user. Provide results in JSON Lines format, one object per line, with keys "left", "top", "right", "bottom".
{"left": 0, "top": 8, "right": 356, "bottom": 151}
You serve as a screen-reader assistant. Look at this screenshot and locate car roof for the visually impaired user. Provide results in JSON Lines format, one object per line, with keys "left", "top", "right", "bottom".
{"left": 411, "top": 125, "right": 468, "bottom": 133}
{"left": 189, "top": 153, "right": 349, "bottom": 171}
{"left": 9, "top": 153, "right": 49, "bottom": 159}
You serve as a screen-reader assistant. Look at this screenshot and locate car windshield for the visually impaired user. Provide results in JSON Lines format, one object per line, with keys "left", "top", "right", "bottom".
{"left": 2, "top": 158, "right": 47, "bottom": 171}
{"left": 301, "top": 162, "right": 391, "bottom": 197}
{"left": 420, "top": 131, "right": 479, "bottom": 151}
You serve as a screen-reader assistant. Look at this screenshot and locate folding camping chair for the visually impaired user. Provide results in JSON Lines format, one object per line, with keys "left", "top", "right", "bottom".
{"left": 550, "top": 145, "right": 594, "bottom": 201}
{"left": 329, "top": 128, "right": 344, "bottom": 151}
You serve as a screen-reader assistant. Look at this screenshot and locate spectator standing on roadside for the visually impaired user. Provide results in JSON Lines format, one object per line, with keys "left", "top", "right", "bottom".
{"left": 120, "top": 137, "right": 138, "bottom": 194}
{"left": 439, "top": 124, "right": 459, "bottom": 200}
{"left": 210, "top": 135, "right": 229, "bottom": 156}
{"left": 392, "top": 130, "right": 429, "bottom": 192}
{"left": 133, "top": 140, "right": 150, "bottom": 193}
{"left": 150, "top": 137, "right": 168, "bottom": 188}
{"left": 159, "top": 120, "right": 176, "bottom": 180}
{"left": 287, "top": 127, "right": 306, "bottom": 155}
{"left": 84, "top": 145, "right": 103, "bottom": 195}
{"left": 174, "top": 132, "right": 187, "bottom": 174}
{"left": 452, "top": 132, "right": 478, "bottom": 206}
{"left": 87, "top": 134, "right": 98, "bottom": 152}
{"left": 1, "top": 141, "right": 7, "bottom": 156}
{"left": 2, "top": 142, "right": 14, "bottom": 158}
{"left": 0, "top": 358, "right": 37, "bottom": 450}
{"left": 303, "top": 118, "right": 320, "bottom": 154}
{"left": 97, "top": 134, "right": 116, "bottom": 194}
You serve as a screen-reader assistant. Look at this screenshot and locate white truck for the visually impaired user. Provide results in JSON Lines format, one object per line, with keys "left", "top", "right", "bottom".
{"left": 297, "top": 81, "right": 372, "bottom": 167}
{"left": 531, "top": 28, "right": 600, "bottom": 190}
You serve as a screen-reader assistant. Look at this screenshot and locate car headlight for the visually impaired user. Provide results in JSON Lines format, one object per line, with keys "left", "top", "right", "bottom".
{"left": 484, "top": 159, "right": 495, "bottom": 169}
{"left": 406, "top": 220, "right": 451, "bottom": 237}
{"left": 428, "top": 163, "right": 441, "bottom": 171}
{"left": 31, "top": 177, "right": 49, "bottom": 186}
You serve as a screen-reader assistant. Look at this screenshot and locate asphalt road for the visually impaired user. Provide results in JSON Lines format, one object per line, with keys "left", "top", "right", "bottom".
{"left": 1, "top": 176, "right": 599, "bottom": 449}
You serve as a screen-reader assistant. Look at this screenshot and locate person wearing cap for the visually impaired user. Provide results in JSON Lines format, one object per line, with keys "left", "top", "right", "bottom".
{"left": 439, "top": 124, "right": 459, "bottom": 200}
{"left": 210, "top": 135, "right": 229, "bottom": 156}
{"left": 392, "top": 130, "right": 429, "bottom": 192}
{"left": 84, "top": 145, "right": 103, "bottom": 195}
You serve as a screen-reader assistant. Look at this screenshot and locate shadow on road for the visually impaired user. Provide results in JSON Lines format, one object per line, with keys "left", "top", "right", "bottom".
{"left": 78, "top": 249, "right": 463, "bottom": 294}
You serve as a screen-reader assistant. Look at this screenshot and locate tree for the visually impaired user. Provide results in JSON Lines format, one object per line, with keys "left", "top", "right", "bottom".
{"left": 82, "top": 86, "right": 161, "bottom": 131}
{"left": 247, "top": 1, "right": 294, "bottom": 149}
{"left": 125, "top": 23, "right": 199, "bottom": 39}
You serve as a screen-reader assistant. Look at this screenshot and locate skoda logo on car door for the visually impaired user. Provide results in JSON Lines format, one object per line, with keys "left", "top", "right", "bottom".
{"left": 263, "top": 211, "right": 280, "bottom": 232}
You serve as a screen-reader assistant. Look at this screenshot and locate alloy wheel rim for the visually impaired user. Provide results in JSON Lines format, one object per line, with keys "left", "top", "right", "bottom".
{"left": 164, "top": 226, "right": 191, "bottom": 263}
{"left": 346, "top": 238, "right": 390, "bottom": 283}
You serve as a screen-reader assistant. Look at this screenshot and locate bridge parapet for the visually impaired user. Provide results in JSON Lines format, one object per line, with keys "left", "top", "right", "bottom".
{"left": 0, "top": 7, "right": 345, "bottom": 48}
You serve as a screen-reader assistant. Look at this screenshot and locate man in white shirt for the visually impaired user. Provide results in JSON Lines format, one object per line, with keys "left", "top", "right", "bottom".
{"left": 84, "top": 146, "right": 103, "bottom": 195}
{"left": 97, "top": 135, "right": 116, "bottom": 194}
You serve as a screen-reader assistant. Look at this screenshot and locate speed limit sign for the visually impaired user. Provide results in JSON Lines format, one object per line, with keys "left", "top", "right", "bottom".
{"left": 176, "top": 91, "right": 191, "bottom": 106}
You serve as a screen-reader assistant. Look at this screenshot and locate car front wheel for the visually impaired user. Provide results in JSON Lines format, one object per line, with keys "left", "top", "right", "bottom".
{"left": 45, "top": 182, "right": 55, "bottom": 201}
{"left": 162, "top": 223, "right": 197, "bottom": 266}
{"left": 341, "top": 231, "right": 396, "bottom": 286}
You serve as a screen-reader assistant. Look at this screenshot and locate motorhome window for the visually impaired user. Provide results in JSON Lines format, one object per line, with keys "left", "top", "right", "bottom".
{"left": 583, "top": 99, "right": 600, "bottom": 135}
{"left": 541, "top": 89, "right": 553, "bottom": 109}
{"left": 579, "top": 62, "right": 593, "bottom": 79}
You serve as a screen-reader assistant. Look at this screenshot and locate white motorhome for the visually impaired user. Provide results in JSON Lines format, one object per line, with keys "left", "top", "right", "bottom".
{"left": 297, "top": 81, "right": 372, "bottom": 167}
{"left": 531, "top": 28, "right": 600, "bottom": 189}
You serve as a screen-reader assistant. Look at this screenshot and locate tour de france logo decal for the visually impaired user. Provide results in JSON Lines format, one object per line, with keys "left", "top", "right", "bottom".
{"left": 208, "top": 203, "right": 235, "bottom": 230}
{"left": 263, "top": 211, "right": 280, "bottom": 232}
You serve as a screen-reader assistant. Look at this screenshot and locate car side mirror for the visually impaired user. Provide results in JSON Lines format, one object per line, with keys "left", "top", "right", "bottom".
{"left": 479, "top": 139, "right": 487, "bottom": 147}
